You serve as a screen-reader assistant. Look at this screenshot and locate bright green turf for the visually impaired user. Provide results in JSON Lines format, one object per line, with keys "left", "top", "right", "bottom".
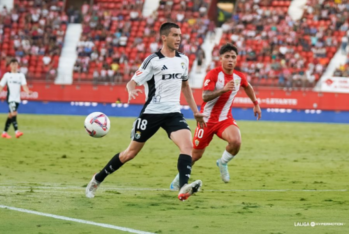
{"left": 0, "top": 114, "right": 348, "bottom": 234}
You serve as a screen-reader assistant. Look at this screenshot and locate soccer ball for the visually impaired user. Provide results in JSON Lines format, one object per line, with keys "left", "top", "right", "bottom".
{"left": 84, "top": 112, "right": 111, "bottom": 138}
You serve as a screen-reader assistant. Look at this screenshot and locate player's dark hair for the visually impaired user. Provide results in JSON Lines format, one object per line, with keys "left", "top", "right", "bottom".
{"left": 219, "top": 43, "right": 238, "bottom": 56}
{"left": 9, "top": 58, "right": 19, "bottom": 64}
{"left": 160, "top": 22, "right": 180, "bottom": 36}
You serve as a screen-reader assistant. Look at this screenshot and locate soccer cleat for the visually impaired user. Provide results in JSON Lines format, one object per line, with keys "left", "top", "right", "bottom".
{"left": 85, "top": 174, "right": 100, "bottom": 198}
{"left": 170, "top": 174, "right": 180, "bottom": 191}
{"left": 1, "top": 132, "right": 11, "bottom": 139}
{"left": 178, "top": 180, "right": 202, "bottom": 201}
{"left": 15, "top": 131, "right": 23, "bottom": 138}
{"left": 216, "top": 159, "right": 230, "bottom": 183}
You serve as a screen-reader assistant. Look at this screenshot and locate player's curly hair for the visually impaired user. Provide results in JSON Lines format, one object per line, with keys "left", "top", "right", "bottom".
{"left": 219, "top": 43, "right": 238, "bottom": 56}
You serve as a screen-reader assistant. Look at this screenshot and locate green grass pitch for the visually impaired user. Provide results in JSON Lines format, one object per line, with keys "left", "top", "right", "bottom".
{"left": 0, "top": 114, "right": 348, "bottom": 234}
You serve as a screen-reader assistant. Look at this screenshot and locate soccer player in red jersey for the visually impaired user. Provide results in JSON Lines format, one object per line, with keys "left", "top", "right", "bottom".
{"left": 170, "top": 43, "right": 261, "bottom": 188}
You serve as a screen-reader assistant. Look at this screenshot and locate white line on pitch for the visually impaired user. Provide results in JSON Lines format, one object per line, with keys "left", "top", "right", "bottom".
{"left": 0, "top": 186, "right": 347, "bottom": 192}
{"left": 0, "top": 205, "right": 154, "bottom": 234}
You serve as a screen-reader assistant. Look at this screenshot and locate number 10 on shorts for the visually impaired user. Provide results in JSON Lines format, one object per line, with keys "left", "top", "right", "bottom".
{"left": 195, "top": 128, "right": 204, "bottom": 139}
{"left": 137, "top": 118, "right": 148, "bottom": 130}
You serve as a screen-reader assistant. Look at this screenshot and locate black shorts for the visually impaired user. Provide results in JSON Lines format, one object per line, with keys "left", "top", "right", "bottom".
{"left": 8, "top": 102, "right": 20, "bottom": 113}
{"left": 131, "top": 113, "right": 190, "bottom": 143}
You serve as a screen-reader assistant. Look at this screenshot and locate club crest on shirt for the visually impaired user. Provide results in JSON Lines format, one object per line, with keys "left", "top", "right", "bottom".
{"left": 195, "top": 140, "right": 200, "bottom": 146}
{"left": 234, "top": 79, "right": 241, "bottom": 87}
{"left": 135, "top": 131, "right": 141, "bottom": 139}
{"left": 181, "top": 62, "right": 185, "bottom": 70}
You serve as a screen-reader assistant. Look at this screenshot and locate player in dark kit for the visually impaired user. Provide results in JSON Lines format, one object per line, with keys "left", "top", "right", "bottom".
{"left": 86, "top": 22, "right": 206, "bottom": 201}
{"left": 0, "top": 59, "right": 32, "bottom": 139}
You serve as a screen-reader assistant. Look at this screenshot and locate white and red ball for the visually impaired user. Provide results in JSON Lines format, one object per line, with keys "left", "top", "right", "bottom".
{"left": 84, "top": 112, "right": 110, "bottom": 138}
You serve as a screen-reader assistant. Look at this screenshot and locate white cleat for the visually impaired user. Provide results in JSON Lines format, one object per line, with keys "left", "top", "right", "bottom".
{"left": 178, "top": 180, "right": 202, "bottom": 201}
{"left": 170, "top": 174, "right": 180, "bottom": 191}
{"left": 85, "top": 174, "right": 100, "bottom": 198}
{"left": 216, "top": 159, "right": 230, "bottom": 183}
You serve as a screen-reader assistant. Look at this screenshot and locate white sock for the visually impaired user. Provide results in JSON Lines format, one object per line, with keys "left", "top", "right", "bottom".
{"left": 220, "top": 150, "right": 235, "bottom": 164}
{"left": 3, "top": 131, "right": 6, "bottom": 134}
{"left": 15, "top": 130, "right": 19, "bottom": 134}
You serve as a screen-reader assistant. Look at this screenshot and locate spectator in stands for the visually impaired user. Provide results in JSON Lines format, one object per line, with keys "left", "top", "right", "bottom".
{"left": 341, "top": 35, "right": 348, "bottom": 54}
{"left": 196, "top": 48, "right": 205, "bottom": 73}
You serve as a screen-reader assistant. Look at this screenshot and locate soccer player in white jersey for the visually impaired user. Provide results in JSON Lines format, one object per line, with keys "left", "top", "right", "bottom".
{"left": 86, "top": 22, "right": 206, "bottom": 201}
{"left": 170, "top": 43, "right": 261, "bottom": 189}
{"left": 0, "top": 58, "right": 32, "bottom": 139}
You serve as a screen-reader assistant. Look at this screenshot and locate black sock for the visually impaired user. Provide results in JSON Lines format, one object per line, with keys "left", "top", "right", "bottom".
{"left": 4, "top": 117, "right": 12, "bottom": 132}
{"left": 95, "top": 153, "right": 123, "bottom": 183}
{"left": 12, "top": 115, "right": 18, "bottom": 131}
{"left": 177, "top": 154, "right": 192, "bottom": 188}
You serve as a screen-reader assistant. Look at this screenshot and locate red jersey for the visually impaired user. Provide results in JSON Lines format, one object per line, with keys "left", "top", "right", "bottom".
{"left": 200, "top": 67, "right": 248, "bottom": 123}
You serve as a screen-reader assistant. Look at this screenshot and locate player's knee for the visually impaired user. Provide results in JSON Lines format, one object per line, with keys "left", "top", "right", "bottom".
{"left": 192, "top": 153, "right": 203, "bottom": 162}
{"left": 180, "top": 144, "right": 193, "bottom": 155}
{"left": 228, "top": 138, "right": 241, "bottom": 148}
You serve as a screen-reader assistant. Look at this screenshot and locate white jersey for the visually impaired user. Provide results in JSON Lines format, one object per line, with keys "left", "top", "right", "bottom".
{"left": 131, "top": 51, "right": 189, "bottom": 114}
{"left": 0, "top": 72, "right": 27, "bottom": 103}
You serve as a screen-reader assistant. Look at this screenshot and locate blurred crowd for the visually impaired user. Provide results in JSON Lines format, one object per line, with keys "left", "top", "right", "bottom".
{"left": 0, "top": 0, "right": 67, "bottom": 81}
{"left": 215, "top": 0, "right": 349, "bottom": 88}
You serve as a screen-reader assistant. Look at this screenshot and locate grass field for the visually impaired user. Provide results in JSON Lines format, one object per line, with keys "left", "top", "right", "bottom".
{"left": 0, "top": 113, "right": 348, "bottom": 234}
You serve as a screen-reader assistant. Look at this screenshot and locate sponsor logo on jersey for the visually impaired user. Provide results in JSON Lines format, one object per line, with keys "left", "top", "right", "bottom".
{"left": 162, "top": 73, "right": 182, "bottom": 80}
{"left": 136, "top": 70, "right": 142, "bottom": 76}
{"left": 161, "top": 65, "right": 168, "bottom": 70}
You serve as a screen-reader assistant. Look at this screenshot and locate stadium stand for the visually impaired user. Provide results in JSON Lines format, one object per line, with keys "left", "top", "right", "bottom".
{"left": 0, "top": 0, "right": 67, "bottom": 82}
{"left": 73, "top": 0, "right": 211, "bottom": 84}
{"left": 215, "top": 0, "right": 348, "bottom": 89}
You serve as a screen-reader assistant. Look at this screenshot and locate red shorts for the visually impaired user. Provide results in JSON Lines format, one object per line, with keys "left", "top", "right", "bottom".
{"left": 192, "top": 118, "right": 239, "bottom": 150}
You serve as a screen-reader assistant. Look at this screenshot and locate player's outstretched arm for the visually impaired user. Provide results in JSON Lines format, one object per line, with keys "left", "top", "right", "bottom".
{"left": 22, "top": 85, "right": 33, "bottom": 95}
{"left": 202, "top": 80, "right": 235, "bottom": 102}
{"left": 181, "top": 81, "right": 207, "bottom": 128}
{"left": 126, "top": 80, "right": 143, "bottom": 103}
{"left": 243, "top": 83, "right": 261, "bottom": 120}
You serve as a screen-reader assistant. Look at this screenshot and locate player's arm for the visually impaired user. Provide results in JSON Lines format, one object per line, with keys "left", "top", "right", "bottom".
{"left": 22, "top": 85, "right": 33, "bottom": 95}
{"left": 243, "top": 83, "right": 261, "bottom": 120}
{"left": 202, "top": 80, "right": 235, "bottom": 102}
{"left": 126, "top": 80, "right": 142, "bottom": 103}
{"left": 20, "top": 74, "right": 32, "bottom": 94}
{"left": 181, "top": 80, "right": 206, "bottom": 128}
{"left": 127, "top": 56, "right": 156, "bottom": 103}
{"left": 0, "top": 74, "right": 7, "bottom": 96}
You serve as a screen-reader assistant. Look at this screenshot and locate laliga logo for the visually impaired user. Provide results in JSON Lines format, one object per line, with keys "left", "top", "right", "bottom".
{"left": 90, "top": 114, "right": 108, "bottom": 131}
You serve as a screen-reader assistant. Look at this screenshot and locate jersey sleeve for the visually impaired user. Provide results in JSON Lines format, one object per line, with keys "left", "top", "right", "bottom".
{"left": 240, "top": 72, "right": 249, "bottom": 88}
{"left": 182, "top": 55, "right": 189, "bottom": 81}
{"left": 21, "top": 74, "right": 27, "bottom": 85}
{"left": 202, "top": 70, "right": 218, "bottom": 91}
{"left": 0, "top": 73, "right": 8, "bottom": 87}
{"left": 131, "top": 55, "right": 155, "bottom": 85}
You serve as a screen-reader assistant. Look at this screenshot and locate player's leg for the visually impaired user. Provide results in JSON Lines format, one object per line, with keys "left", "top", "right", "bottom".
{"left": 170, "top": 129, "right": 202, "bottom": 200}
{"left": 163, "top": 113, "right": 203, "bottom": 200}
{"left": 170, "top": 124, "right": 213, "bottom": 191}
{"left": 85, "top": 140, "right": 144, "bottom": 198}
{"left": 86, "top": 114, "right": 161, "bottom": 198}
{"left": 2, "top": 102, "right": 18, "bottom": 139}
{"left": 170, "top": 148, "right": 205, "bottom": 191}
{"left": 2, "top": 112, "right": 13, "bottom": 139}
{"left": 216, "top": 121, "right": 241, "bottom": 183}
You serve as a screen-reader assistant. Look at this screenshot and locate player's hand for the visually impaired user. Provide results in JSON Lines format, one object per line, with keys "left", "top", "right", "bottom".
{"left": 128, "top": 89, "right": 143, "bottom": 103}
{"left": 223, "top": 80, "right": 235, "bottom": 92}
{"left": 194, "top": 112, "right": 207, "bottom": 128}
{"left": 254, "top": 104, "right": 262, "bottom": 120}
{"left": 28, "top": 90, "right": 33, "bottom": 95}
